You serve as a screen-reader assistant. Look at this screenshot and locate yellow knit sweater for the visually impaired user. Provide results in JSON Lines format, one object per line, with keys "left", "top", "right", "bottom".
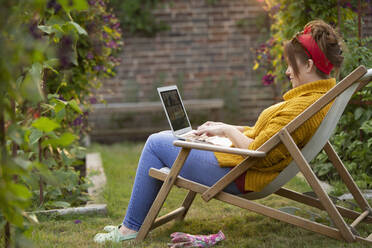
{"left": 214, "top": 78, "right": 336, "bottom": 192}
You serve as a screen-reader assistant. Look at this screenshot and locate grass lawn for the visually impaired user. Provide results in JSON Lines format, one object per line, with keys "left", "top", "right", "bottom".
{"left": 30, "top": 142, "right": 372, "bottom": 248}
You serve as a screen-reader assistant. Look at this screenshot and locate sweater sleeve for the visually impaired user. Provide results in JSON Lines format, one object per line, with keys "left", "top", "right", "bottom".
{"left": 248, "top": 106, "right": 299, "bottom": 151}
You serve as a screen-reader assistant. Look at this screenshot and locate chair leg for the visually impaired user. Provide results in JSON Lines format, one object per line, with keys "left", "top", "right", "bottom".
{"left": 323, "top": 141, "right": 371, "bottom": 211}
{"left": 279, "top": 129, "right": 355, "bottom": 242}
{"left": 136, "top": 148, "right": 191, "bottom": 242}
{"left": 176, "top": 190, "right": 197, "bottom": 221}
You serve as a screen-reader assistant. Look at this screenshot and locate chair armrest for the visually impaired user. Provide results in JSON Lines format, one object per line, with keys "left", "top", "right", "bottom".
{"left": 173, "top": 140, "right": 266, "bottom": 157}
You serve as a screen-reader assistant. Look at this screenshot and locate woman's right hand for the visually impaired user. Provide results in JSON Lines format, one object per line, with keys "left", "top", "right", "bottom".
{"left": 198, "top": 121, "right": 225, "bottom": 129}
{"left": 198, "top": 121, "right": 245, "bottom": 133}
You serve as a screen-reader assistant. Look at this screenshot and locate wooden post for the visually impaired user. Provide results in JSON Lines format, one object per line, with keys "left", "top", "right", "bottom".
{"left": 279, "top": 129, "right": 355, "bottom": 242}
{"left": 136, "top": 148, "right": 191, "bottom": 241}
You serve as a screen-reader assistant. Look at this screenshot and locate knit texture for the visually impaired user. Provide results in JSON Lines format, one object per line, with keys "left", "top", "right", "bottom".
{"left": 214, "top": 78, "right": 336, "bottom": 192}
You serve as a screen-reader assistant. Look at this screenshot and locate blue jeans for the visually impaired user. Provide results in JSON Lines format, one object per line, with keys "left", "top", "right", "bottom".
{"left": 123, "top": 131, "right": 241, "bottom": 231}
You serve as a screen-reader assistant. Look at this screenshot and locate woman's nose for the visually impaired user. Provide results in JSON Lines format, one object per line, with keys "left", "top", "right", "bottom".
{"left": 285, "top": 67, "right": 290, "bottom": 76}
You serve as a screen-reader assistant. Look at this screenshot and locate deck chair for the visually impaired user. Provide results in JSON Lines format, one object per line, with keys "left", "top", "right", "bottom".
{"left": 136, "top": 65, "right": 372, "bottom": 244}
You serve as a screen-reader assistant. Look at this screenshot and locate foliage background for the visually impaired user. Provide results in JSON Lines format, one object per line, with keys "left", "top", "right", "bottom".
{"left": 0, "top": 0, "right": 122, "bottom": 246}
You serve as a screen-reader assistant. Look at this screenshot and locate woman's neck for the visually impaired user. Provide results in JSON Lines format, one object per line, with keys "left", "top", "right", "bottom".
{"left": 297, "top": 73, "right": 327, "bottom": 87}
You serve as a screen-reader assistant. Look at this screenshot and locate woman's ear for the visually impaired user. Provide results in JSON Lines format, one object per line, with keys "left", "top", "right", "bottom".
{"left": 306, "top": 59, "right": 315, "bottom": 73}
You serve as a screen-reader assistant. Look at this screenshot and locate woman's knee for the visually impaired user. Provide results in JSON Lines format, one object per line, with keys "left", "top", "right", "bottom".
{"left": 147, "top": 131, "right": 172, "bottom": 146}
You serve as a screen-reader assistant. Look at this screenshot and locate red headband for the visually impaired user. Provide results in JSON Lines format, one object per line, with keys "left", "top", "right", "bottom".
{"left": 297, "top": 26, "right": 333, "bottom": 75}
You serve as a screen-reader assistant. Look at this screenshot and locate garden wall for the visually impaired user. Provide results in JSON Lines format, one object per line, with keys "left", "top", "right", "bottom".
{"left": 89, "top": 0, "right": 372, "bottom": 142}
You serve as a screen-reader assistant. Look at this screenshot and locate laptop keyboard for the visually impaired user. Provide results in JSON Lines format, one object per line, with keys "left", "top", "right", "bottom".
{"left": 179, "top": 132, "right": 232, "bottom": 146}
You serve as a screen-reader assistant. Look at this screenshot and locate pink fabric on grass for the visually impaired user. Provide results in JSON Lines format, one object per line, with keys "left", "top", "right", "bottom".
{"left": 168, "top": 230, "right": 225, "bottom": 247}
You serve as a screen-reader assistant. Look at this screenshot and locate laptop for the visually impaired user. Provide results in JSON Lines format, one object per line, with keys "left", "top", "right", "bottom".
{"left": 157, "top": 85, "right": 232, "bottom": 146}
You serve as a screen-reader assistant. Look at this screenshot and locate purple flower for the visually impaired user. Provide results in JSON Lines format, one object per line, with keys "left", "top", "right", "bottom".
{"left": 270, "top": 4, "right": 280, "bottom": 13}
{"left": 262, "top": 74, "right": 275, "bottom": 86}
{"left": 86, "top": 52, "right": 94, "bottom": 60}
{"left": 89, "top": 97, "right": 97, "bottom": 104}
{"left": 112, "top": 23, "right": 120, "bottom": 30}
{"left": 74, "top": 219, "right": 81, "bottom": 224}
{"left": 93, "top": 65, "right": 105, "bottom": 71}
{"left": 106, "top": 41, "right": 118, "bottom": 48}
{"left": 58, "top": 95, "right": 66, "bottom": 101}
{"left": 58, "top": 35, "right": 74, "bottom": 69}
{"left": 73, "top": 116, "right": 83, "bottom": 126}
{"left": 344, "top": 2, "right": 352, "bottom": 8}
{"left": 103, "top": 15, "right": 112, "bottom": 23}
{"left": 98, "top": 0, "right": 105, "bottom": 6}
{"left": 29, "top": 20, "right": 43, "bottom": 39}
{"left": 102, "top": 31, "right": 108, "bottom": 39}
{"left": 88, "top": 0, "right": 96, "bottom": 6}
{"left": 47, "top": 0, "right": 62, "bottom": 13}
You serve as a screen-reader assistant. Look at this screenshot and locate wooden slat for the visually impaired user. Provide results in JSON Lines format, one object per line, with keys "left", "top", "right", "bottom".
{"left": 176, "top": 190, "right": 197, "bottom": 221}
{"left": 355, "top": 235, "right": 372, "bottom": 244}
{"left": 201, "top": 157, "right": 256, "bottom": 202}
{"left": 91, "top": 127, "right": 164, "bottom": 136}
{"left": 91, "top": 99, "right": 224, "bottom": 113}
{"left": 350, "top": 210, "right": 370, "bottom": 228}
{"left": 149, "top": 168, "right": 343, "bottom": 241}
{"left": 275, "top": 188, "right": 372, "bottom": 224}
{"left": 136, "top": 148, "right": 191, "bottom": 241}
{"left": 279, "top": 129, "right": 355, "bottom": 242}
{"left": 151, "top": 207, "right": 186, "bottom": 230}
{"left": 324, "top": 142, "right": 371, "bottom": 211}
{"left": 173, "top": 140, "right": 266, "bottom": 157}
{"left": 367, "top": 233, "right": 372, "bottom": 240}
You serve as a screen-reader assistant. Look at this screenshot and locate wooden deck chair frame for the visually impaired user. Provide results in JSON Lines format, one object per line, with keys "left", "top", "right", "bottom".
{"left": 136, "top": 65, "right": 372, "bottom": 244}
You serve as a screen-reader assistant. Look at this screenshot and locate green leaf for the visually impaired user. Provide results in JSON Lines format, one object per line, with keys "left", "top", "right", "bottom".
{"left": 21, "top": 63, "right": 44, "bottom": 103}
{"left": 354, "top": 107, "right": 364, "bottom": 120}
{"left": 69, "top": 21, "right": 87, "bottom": 35}
{"left": 43, "top": 58, "right": 59, "bottom": 74}
{"left": 68, "top": 99, "right": 83, "bottom": 114}
{"left": 368, "top": 138, "right": 372, "bottom": 148}
{"left": 42, "top": 132, "right": 77, "bottom": 148}
{"left": 38, "top": 25, "right": 53, "bottom": 34}
{"left": 46, "top": 15, "right": 66, "bottom": 26}
{"left": 54, "top": 99, "right": 67, "bottom": 113}
{"left": 29, "top": 128, "right": 43, "bottom": 145}
{"left": 13, "top": 157, "right": 33, "bottom": 170}
{"left": 48, "top": 93, "right": 59, "bottom": 99}
{"left": 9, "top": 183, "right": 32, "bottom": 200}
{"left": 55, "top": 108, "right": 66, "bottom": 122}
{"left": 58, "top": 0, "right": 88, "bottom": 12}
{"left": 360, "top": 120, "right": 372, "bottom": 134}
{"left": 3, "top": 209, "right": 24, "bottom": 228}
{"left": 32, "top": 117, "right": 60, "bottom": 133}
{"left": 8, "top": 124, "right": 23, "bottom": 145}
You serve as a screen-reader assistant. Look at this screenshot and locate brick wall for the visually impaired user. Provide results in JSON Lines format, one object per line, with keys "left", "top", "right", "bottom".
{"left": 90, "top": 1, "right": 372, "bottom": 142}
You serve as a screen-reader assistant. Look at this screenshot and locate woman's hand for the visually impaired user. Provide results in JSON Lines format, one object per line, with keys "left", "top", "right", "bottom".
{"left": 195, "top": 123, "right": 229, "bottom": 137}
{"left": 195, "top": 121, "right": 254, "bottom": 149}
{"left": 197, "top": 121, "right": 245, "bottom": 133}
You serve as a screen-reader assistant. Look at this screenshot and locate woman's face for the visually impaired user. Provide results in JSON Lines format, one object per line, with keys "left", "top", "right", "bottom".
{"left": 286, "top": 59, "right": 307, "bottom": 88}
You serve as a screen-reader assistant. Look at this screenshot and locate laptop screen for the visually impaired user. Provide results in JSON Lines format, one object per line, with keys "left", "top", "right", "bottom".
{"left": 160, "top": 89, "right": 190, "bottom": 131}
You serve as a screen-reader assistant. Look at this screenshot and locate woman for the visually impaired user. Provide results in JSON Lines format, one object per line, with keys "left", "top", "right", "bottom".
{"left": 94, "top": 20, "right": 344, "bottom": 243}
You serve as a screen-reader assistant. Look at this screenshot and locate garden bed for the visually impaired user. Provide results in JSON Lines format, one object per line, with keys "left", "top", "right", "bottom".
{"left": 32, "top": 153, "right": 107, "bottom": 217}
